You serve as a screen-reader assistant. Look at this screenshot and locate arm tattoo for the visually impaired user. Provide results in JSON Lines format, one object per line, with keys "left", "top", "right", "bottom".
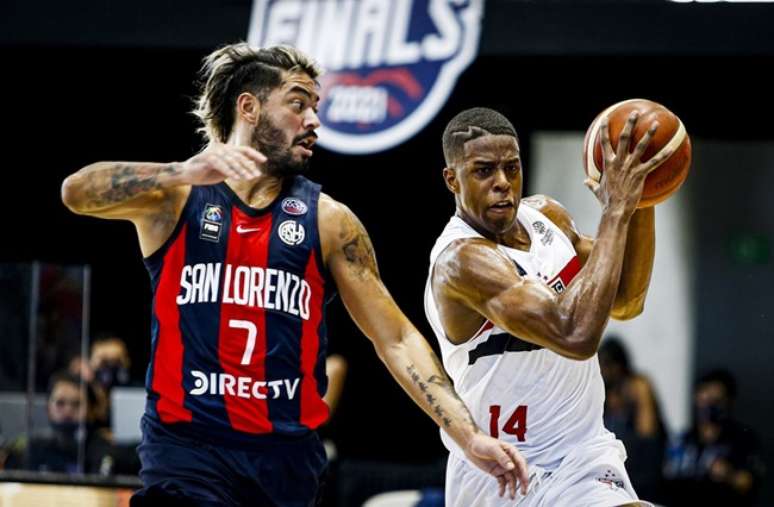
{"left": 428, "top": 353, "right": 479, "bottom": 430}
{"left": 405, "top": 363, "right": 476, "bottom": 430}
{"left": 85, "top": 163, "right": 178, "bottom": 207}
{"left": 341, "top": 221, "right": 379, "bottom": 278}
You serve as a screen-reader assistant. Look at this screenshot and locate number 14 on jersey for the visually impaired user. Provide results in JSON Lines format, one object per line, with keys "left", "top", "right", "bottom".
{"left": 489, "top": 405, "right": 528, "bottom": 442}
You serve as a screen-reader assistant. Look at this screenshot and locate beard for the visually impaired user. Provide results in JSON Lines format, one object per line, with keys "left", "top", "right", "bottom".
{"left": 252, "top": 112, "right": 312, "bottom": 178}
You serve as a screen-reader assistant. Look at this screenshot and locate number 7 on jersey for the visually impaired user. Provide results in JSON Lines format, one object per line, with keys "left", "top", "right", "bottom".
{"left": 229, "top": 319, "right": 258, "bottom": 365}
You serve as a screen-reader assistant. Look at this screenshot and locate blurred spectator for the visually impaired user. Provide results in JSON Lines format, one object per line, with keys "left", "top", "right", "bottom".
{"left": 599, "top": 337, "right": 666, "bottom": 501}
{"left": 90, "top": 333, "right": 132, "bottom": 393}
{"left": 3, "top": 371, "right": 107, "bottom": 473}
{"left": 67, "top": 353, "right": 94, "bottom": 383}
{"left": 65, "top": 352, "right": 108, "bottom": 429}
{"left": 85, "top": 333, "right": 133, "bottom": 430}
{"left": 664, "top": 369, "right": 765, "bottom": 506}
{"left": 323, "top": 354, "right": 348, "bottom": 418}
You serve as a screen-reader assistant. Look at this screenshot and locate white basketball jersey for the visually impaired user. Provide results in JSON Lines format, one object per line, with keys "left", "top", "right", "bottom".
{"left": 424, "top": 203, "right": 611, "bottom": 470}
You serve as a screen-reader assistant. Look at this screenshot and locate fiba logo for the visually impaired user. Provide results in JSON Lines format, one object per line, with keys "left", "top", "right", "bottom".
{"left": 278, "top": 220, "right": 306, "bottom": 246}
{"left": 204, "top": 205, "right": 223, "bottom": 222}
{"left": 248, "top": 0, "right": 484, "bottom": 154}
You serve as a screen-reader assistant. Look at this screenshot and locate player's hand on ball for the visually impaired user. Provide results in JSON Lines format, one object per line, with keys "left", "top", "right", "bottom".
{"left": 584, "top": 99, "right": 692, "bottom": 208}
{"left": 180, "top": 142, "right": 266, "bottom": 186}
{"left": 464, "top": 433, "right": 529, "bottom": 499}
{"left": 590, "top": 112, "right": 677, "bottom": 214}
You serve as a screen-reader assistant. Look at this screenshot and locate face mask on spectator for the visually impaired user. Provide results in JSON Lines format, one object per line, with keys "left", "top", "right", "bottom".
{"left": 697, "top": 403, "right": 730, "bottom": 425}
{"left": 95, "top": 363, "right": 130, "bottom": 390}
{"left": 50, "top": 420, "right": 80, "bottom": 437}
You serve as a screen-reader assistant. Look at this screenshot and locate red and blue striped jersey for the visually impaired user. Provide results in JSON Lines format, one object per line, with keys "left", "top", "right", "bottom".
{"left": 143, "top": 176, "right": 332, "bottom": 445}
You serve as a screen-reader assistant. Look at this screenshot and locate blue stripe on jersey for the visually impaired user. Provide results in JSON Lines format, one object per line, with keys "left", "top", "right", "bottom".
{"left": 468, "top": 332, "right": 543, "bottom": 365}
{"left": 264, "top": 177, "right": 327, "bottom": 433}
{"left": 178, "top": 184, "right": 232, "bottom": 429}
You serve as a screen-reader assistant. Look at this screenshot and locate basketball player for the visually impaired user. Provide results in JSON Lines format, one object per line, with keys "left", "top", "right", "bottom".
{"left": 425, "top": 107, "right": 675, "bottom": 506}
{"left": 60, "top": 45, "right": 527, "bottom": 506}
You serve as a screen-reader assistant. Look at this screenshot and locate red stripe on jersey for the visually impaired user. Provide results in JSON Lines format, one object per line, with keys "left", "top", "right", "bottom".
{"left": 218, "top": 207, "right": 273, "bottom": 434}
{"left": 473, "top": 320, "right": 495, "bottom": 339}
{"left": 299, "top": 250, "right": 329, "bottom": 429}
{"left": 152, "top": 224, "right": 193, "bottom": 423}
{"left": 548, "top": 255, "right": 581, "bottom": 287}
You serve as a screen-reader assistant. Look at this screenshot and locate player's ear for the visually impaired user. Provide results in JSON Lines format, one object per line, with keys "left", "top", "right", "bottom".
{"left": 443, "top": 166, "right": 460, "bottom": 194}
{"left": 236, "top": 92, "right": 261, "bottom": 125}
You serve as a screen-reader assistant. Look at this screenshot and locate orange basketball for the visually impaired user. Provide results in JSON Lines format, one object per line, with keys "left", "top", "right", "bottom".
{"left": 582, "top": 98, "right": 692, "bottom": 208}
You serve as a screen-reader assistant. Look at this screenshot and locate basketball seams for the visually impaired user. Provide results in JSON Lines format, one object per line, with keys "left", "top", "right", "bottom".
{"left": 584, "top": 100, "right": 639, "bottom": 182}
{"left": 654, "top": 119, "right": 685, "bottom": 164}
{"left": 585, "top": 101, "right": 686, "bottom": 185}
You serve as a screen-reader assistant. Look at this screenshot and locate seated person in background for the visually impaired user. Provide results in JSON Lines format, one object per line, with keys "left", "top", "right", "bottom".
{"left": 663, "top": 369, "right": 764, "bottom": 506}
{"left": 598, "top": 337, "right": 666, "bottom": 501}
{"left": 70, "top": 333, "right": 133, "bottom": 431}
{"left": 4, "top": 371, "right": 109, "bottom": 473}
{"left": 88, "top": 334, "right": 143, "bottom": 474}
{"left": 90, "top": 333, "right": 132, "bottom": 394}
{"left": 67, "top": 353, "right": 94, "bottom": 383}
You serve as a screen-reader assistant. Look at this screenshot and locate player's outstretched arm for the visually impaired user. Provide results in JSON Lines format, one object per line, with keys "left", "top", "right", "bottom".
{"left": 61, "top": 143, "right": 266, "bottom": 220}
{"left": 436, "top": 113, "right": 674, "bottom": 360}
{"left": 61, "top": 143, "right": 266, "bottom": 256}
{"left": 319, "top": 196, "right": 528, "bottom": 498}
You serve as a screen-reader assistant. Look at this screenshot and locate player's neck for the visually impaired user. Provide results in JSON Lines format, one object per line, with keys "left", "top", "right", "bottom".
{"left": 226, "top": 175, "right": 285, "bottom": 210}
{"left": 456, "top": 208, "right": 531, "bottom": 250}
{"left": 498, "top": 219, "right": 531, "bottom": 251}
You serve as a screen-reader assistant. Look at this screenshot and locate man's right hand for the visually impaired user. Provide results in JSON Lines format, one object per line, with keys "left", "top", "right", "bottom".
{"left": 179, "top": 143, "right": 266, "bottom": 186}
{"left": 464, "top": 433, "right": 530, "bottom": 499}
{"left": 585, "top": 112, "right": 677, "bottom": 215}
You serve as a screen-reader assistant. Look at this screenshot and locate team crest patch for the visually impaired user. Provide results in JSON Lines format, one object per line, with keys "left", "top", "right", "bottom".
{"left": 200, "top": 204, "right": 223, "bottom": 242}
{"left": 551, "top": 279, "right": 566, "bottom": 294}
{"left": 532, "top": 221, "right": 546, "bottom": 234}
{"left": 278, "top": 220, "right": 306, "bottom": 246}
{"left": 281, "top": 198, "right": 308, "bottom": 216}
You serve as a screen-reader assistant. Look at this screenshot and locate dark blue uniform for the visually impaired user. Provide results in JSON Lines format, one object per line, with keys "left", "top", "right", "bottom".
{"left": 132, "top": 176, "right": 332, "bottom": 506}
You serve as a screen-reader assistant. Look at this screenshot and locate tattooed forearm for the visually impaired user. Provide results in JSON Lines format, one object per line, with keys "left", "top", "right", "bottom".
{"left": 407, "top": 364, "right": 451, "bottom": 427}
{"left": 427, "top": 352, "right": 479, "bottom": 430}
{"left": 84, "top": 163, "right": 179, "bottom": 208}
{"left": 405, "top": 363, "right": 472, "bottom": 431}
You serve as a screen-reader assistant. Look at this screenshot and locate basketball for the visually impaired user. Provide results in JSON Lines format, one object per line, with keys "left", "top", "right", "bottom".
{"left": 583, "top": 98, "right": 692, "bottom": 208}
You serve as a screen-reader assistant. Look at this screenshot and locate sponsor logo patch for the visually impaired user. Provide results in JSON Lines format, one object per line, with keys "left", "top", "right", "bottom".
{"left": 281, "top": 197, "right": 308, "bottom": 216}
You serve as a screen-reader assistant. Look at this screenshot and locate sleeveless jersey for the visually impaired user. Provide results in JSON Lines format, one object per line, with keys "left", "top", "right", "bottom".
{"left": 143, "top": 176, "right": 332, "bottom": 446}
{"left": 424, "top": 203, "right": 610, "bottom": 470}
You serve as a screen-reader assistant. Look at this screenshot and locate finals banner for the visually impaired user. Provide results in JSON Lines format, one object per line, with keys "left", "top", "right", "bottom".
{"left": 248, "top": 0, "right": 484, "bottom": 155}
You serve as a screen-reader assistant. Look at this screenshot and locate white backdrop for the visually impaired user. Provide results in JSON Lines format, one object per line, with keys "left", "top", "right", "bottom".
{"left": 530, "top": 132, "right": 696, "bottom": 433}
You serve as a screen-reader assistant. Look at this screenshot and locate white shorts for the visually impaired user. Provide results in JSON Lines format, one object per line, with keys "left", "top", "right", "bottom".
{"left": 445, "top": 435, "right": 652, "bottom": 507}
